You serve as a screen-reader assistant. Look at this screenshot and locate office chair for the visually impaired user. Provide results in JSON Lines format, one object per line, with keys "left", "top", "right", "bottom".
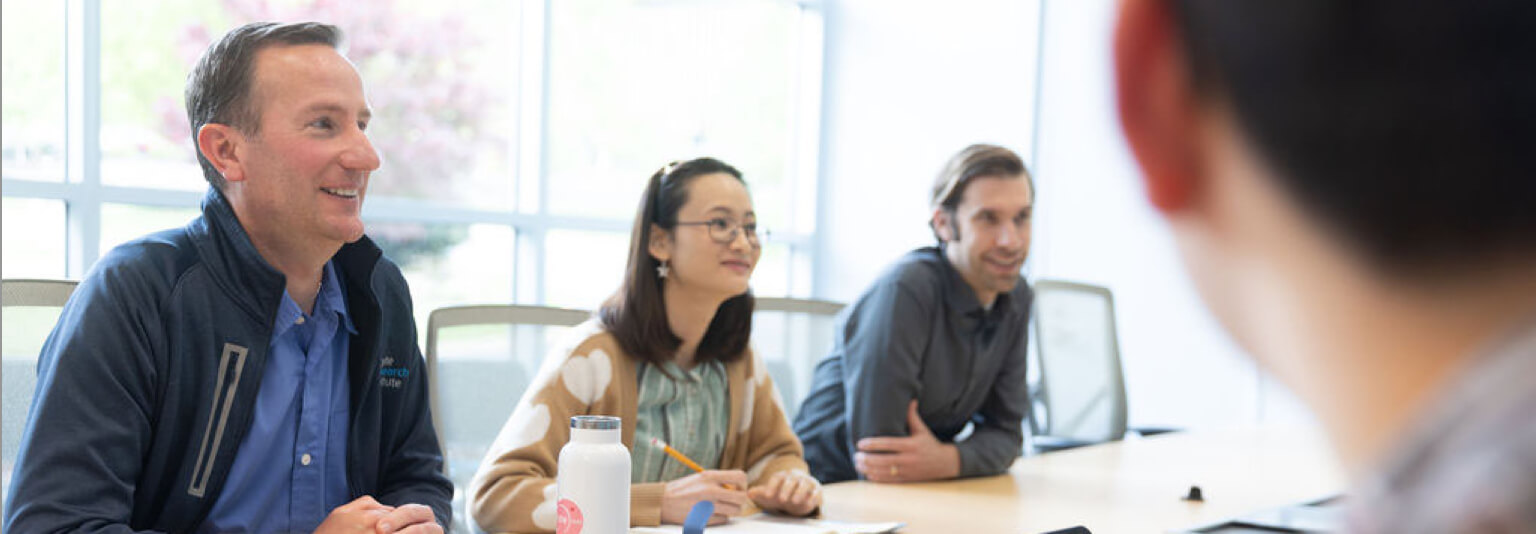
{"left": 751, "top": 297, "right": 845, "bottom": 421}
{"left": 2, "top": 278, "right": 80, "bottom": 511}
{"left": 424, "top": 303, "right": 590, "bottom": 534}
{"left": 1029, "top": 280, "right": 1174, "bottom": 453}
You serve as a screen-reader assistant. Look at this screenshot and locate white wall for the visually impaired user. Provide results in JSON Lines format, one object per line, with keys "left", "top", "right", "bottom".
{"left": 817, "top": 0, "right": 1313, "bottom": 430}
{"left": 1031, "top": 0, "right": 1314, "bottom": 429}
{"left": 815, "top": 0, "right": 1043, "bottom": 300}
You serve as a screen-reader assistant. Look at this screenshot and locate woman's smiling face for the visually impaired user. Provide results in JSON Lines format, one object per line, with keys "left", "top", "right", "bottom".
{"left": 650, "top": 172, "right": 761, "bottom": 300}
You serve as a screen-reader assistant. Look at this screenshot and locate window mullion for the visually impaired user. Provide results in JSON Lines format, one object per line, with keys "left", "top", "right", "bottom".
{"left": 64, "top": 0, "right": 102, "bottom": 279}
{"left": 522, "top": 0, "right": 551, "bottom": 304}
{"left": 792, "top": 5, "right": 826, "bottom": 298}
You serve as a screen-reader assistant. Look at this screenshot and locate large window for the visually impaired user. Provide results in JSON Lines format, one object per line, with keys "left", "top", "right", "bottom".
{"left": 2, "top": 0, "right": 822, "bottom": 313}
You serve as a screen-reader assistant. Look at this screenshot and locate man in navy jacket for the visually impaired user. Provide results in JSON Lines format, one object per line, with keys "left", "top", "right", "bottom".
{"left": 5, "top": 22, "right": 451, "bottom": 533}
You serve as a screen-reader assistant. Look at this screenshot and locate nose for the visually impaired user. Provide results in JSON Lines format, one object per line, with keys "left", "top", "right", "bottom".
{"left": 340, "top": 128, "right": 381, "bottom": 172}
{"left": 996, "top": 222, "right": 1021, "bottom": 246}
{"left": 728, "top": 227, "right": 754, "bottom": 252}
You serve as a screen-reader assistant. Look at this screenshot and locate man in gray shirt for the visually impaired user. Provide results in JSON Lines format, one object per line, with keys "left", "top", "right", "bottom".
{"left": 1116, "top": 1, "right": 1536, "bottom": 531}
{"left": 794, "top": 144, "right": 1033, "bottom": 484}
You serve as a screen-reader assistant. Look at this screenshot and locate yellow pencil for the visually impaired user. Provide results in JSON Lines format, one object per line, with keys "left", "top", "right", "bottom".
{"left": 649, "top": 437, "right": 736, "bottom": 490}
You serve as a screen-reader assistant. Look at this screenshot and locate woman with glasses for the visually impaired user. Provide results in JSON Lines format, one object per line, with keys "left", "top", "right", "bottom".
{"left": 468, "top": 157, "right": 821, "bottom": 532}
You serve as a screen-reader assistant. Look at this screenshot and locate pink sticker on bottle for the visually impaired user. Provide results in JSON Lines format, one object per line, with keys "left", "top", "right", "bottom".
{"left": 556, "top": 498, "right": 584, "bottom": 534}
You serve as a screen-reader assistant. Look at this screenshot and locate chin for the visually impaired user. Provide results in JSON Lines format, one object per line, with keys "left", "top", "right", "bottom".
{"left": 317, "top": 230, "right": 366, "bottom": 246}
{"left": 325, "top": 219, "right": 367, "bottom": 244}
{"left": 991, "top": 277, "right": 1021, "bottom": 293}
{"left": 712, "top": 282, "right": 751, "bottom": 300}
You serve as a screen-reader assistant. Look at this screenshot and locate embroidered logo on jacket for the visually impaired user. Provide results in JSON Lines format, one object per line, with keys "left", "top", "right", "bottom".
{"left": 379, "top": 355, "right": 410, "bottom": 389}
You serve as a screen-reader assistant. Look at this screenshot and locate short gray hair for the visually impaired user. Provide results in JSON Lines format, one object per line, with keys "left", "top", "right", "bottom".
{"left": 185, "top": 21, "right": 343, "bottom": 190}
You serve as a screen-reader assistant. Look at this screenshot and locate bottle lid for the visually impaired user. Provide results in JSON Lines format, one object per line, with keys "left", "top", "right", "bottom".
{"left": 570, "top": 415, "right": 621, "bottom": 430}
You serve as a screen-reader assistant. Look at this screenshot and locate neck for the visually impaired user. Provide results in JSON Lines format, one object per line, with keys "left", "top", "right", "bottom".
{"left": 968, "top": 282, "right": 999, "bottom": 310}
{"left": 229, "top": 203, "right": 339, "bottom": 315}
{"left": 1193, "top": 111, "right": 1536, "bottom": 481}
{"left": 944, "top": 245, "right": 999, "bottom": 309}
{"left": 1271, "top": 258, "right": 1536, "bottom": 480}
{"left": 661, "top": 280, "right": 729, "bottom": 370}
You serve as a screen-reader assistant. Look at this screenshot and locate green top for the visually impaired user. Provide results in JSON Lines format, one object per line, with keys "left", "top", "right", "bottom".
{"left": 631, "top": 359, "right": 731, "bottom": 483}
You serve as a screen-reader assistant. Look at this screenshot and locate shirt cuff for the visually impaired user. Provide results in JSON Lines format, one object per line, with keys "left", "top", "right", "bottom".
{"left": 630, "top": 482, "right": 667, "bottom": 526}
{"left": 954, "top": 439, "right": 991, "bottom": 478}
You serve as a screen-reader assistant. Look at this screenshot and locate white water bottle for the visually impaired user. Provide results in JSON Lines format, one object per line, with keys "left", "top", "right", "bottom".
{"left": 557, "top": 415, "right": 630, "bottom": 534}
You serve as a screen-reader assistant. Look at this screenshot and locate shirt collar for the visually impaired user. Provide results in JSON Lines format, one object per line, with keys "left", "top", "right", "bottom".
{"left": 990, "top": 290, "right": 1016, "bottom": 319}
{"left": 270, "top": 261, "right": 356, "bottom": 339}
{"left": 932, "top": 247, "right": 1017, "bottom": 320}
{"left": 316, "top": 261, "right": 357, "bottom": 336}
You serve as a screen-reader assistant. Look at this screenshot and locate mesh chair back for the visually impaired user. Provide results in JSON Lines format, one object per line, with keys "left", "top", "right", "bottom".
{"left": 2, "top": 278, "right": 79, "bottom": 510}
{"left": 1031, "top": 280, "right": 1128, "bottom": 444}
{"left": 751, "top": 297, "right": 845, "bottom": 421}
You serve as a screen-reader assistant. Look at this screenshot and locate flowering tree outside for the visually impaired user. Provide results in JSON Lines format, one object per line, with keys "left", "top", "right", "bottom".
{"left": 161, "top": 0, "right": 511, "bottom": 266}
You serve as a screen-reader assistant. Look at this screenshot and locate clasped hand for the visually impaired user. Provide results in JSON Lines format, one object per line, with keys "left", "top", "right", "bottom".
{"left": 853, "top": 400, "right": 961, "bottom": 483}
{"left": 313, "top": 496, "right": 441, "bottom": 534}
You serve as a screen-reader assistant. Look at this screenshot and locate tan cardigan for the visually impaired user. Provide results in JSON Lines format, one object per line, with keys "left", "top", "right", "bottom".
{"left": 468, "top": 320, "right": 811, "bottom": 533}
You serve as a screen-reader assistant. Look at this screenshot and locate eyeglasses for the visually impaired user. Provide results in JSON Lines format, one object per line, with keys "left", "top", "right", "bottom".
{"left": 674, "top": 218, "right": 764, "bottom": 246}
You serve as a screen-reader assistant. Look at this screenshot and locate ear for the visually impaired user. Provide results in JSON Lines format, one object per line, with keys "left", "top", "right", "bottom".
{"left": 1115, "top": 0, "right": 1203, "bottom": 214}
{"left": 931, "top": 208, "right": 957, "bottom": 242}
{"left": 197, "top": 123, "right": 247, "bottom": 183}
{"left": 647, "top": 223, "right": 673, "bottom": 263}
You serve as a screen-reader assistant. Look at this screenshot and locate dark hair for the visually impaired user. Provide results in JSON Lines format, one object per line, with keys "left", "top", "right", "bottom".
{"left": 929, "top": 144, "right": 1033, "bottom": 243}
{"left": 1172, "top": 1, "right": 1536, "bottom": 273}
{"left": 599, "top": 157, "right": 756, "bottom": 368}
{"left": 185, "top": 21, "right": 343, "bottom": 190}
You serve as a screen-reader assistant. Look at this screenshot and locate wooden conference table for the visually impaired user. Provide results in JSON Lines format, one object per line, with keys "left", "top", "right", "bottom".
{"left": 818, "top": 426, "right": 1345, "bottom": 534}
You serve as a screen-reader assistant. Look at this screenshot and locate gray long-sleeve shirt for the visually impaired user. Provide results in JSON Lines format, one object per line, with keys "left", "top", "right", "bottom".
{"left": 793, "top": 247, "right": 1032, "bottom": 483}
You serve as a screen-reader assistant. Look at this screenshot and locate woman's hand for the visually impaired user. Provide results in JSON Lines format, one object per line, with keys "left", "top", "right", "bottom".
{"left": 748, "top": 470, "right": 822, "bottom": 517}
{"left": 660, "top": 470, "right": 750, "bottom": 525}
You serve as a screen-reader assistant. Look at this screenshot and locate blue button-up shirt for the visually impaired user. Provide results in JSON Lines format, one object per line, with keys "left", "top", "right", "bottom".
{"left": 202, "top": 261, "right": 355, "bottom": 533}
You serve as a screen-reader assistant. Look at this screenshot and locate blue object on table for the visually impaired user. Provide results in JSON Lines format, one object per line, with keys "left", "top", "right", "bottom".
{"left": 683, "top": 500, "right": 715, "bottom": 534}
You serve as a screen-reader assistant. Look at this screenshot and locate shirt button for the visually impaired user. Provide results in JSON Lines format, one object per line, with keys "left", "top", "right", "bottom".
{"left": 295, "top": 316, "right": 306, "bottom": 325}
{"left": 301, "top": 453, "right": 313, "bottom": 466}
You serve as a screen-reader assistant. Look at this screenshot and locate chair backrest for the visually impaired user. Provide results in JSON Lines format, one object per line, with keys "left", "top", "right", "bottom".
{"left": 2, "top": 278, "right": 79, "bottom": 511}
{"left": 751, "top": 297, "right": 845, "bottom": 421}
{"left": 1029, "top": 279, "right": 1128, "bottom": 445}
{"left": 423, "top": 304, "right": 589, "bottom": 534}
{"left": 2, "top": 279, "right": 78, "bottom": 308}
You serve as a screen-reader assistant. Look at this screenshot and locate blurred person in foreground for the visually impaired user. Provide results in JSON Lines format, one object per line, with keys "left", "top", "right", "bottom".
{"left": 1115, "top": 1, "right": 1536, "bottom": 531}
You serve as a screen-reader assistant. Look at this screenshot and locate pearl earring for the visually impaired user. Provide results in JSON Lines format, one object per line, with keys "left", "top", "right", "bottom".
{"left": 656, "top": 261, "right": 670, "bottom": 279}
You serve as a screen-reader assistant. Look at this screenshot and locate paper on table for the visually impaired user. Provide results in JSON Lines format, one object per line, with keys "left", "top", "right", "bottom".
{"left": 629, "top": 513, "right": 903, "bottom": 534}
